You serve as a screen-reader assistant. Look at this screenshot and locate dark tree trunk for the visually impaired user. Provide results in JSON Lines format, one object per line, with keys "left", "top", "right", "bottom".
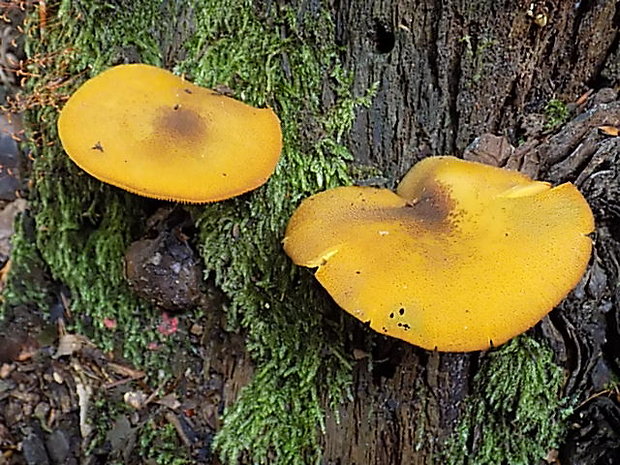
{"left": 313, "top": 1, "right": 620, "bottom": 464}
{"left": 337, "top": 0, "right": 617, "bottom": 170}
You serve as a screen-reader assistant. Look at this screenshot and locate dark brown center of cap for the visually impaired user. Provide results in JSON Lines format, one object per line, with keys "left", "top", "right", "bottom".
{"left": 155, "top": 106, "right": 206, "bottom": 143}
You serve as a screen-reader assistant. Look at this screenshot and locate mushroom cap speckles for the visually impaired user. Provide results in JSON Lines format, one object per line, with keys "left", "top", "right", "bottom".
{"left": 283, "top": 156, "right": 594, "bottom": 352}
{"left": 58, "top": 64, "right": 282, "bottom": 203}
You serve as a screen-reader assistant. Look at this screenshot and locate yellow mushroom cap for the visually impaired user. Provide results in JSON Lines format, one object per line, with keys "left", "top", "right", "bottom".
{"left": 58, "top": 64, "right": 282, "bottom": 202}
{"left": 283, "top": 156, "right": 594, "bottom": 352}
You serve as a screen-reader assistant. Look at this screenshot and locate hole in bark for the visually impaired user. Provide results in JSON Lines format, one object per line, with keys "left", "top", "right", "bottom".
{"left": 371, "top": 18, "right": 395, "bottom": 54}
{"left": 609, "top": 220, "right": 620, "bottom": 244}
{"left": 371, "top": 340, "right": 404, "bottom": 383}
{"left": 587, "top": 73, "right": 614, "bottom": 90}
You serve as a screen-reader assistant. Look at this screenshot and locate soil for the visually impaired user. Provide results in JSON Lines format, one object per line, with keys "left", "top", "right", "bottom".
{"left": 0, "top": 297, "right": 253, "bottom": 464}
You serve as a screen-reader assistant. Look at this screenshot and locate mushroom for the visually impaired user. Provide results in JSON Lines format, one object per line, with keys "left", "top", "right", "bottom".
{"left": 57, "top": 64, "right": 282, "bottom": 203}
{"left": 283, "top": 156, "right": 594, "bottom": 352}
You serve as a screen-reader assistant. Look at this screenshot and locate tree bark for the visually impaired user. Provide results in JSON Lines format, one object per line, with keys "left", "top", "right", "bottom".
{"left": 315, "top": 1, "right": 620, "bottom": 464}
{"left": 336, "top": 0, "right": 618, "bottom": 169}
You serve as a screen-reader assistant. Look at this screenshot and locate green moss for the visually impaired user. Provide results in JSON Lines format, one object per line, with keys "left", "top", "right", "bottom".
{"left": 179, "top": 2, "right": 374, "bottom": 463}
{"left": 544, "top": 99, "right": 570, "bottom": 131}
{"left": 445, "top": 336, "right": 569, "bottom": 465}
{"left": 17, "top": 0, "right": 176, "bottom": 366}
{"left": 460, "top": 35, "right": 497, "bottom": 84}
{"left": 12, "top": 1, "right": 373, "bottom": 464}
{"left": 54, "top": 0, "right": 162, "bottom": 71}
{"left": 6, "top": 3, "right": 197, "bottom": 462}
{"left": 86, "top": 395, "right": 126, "bottom": 459}
{"left": 137, "top": 420, "right": 190, "bottom": 465}
{"left": 7, "top": 2, "right": 575, "bottom": 465}
{"left": 86, "top": 395, "right": 192, "bottom": 465}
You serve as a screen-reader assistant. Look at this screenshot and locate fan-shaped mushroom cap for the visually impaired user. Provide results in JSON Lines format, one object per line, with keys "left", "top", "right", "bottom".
{"left": 58, "top": 64, "right": 282, "bottom": 202}
{"left": 283, "top": 156, "right": 594, "bottom": 352}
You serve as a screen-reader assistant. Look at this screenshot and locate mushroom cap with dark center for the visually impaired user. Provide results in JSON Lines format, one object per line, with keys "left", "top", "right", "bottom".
{"left": 58, "top": 64, "right": 282, "bottom": 202}
{"left": 283, "top": 156, "right": 594, "bottom": 352}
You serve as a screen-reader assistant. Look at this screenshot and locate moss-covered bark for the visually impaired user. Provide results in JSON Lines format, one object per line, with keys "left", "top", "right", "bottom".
{"left": 445, "top": 337, "right": 568, "bottom": 465}
{"left": 178, "top": 3, "right": 374, "bottom": 463}
{"left": 7, "top": 1, "right": 371, "bottom": 463}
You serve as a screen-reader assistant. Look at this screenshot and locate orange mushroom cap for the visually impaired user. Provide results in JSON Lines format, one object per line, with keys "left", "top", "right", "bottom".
{"left": 283, "top": 156, "right": 594, "bottom": 352}
{"left": 58, "top": 64, "right": 282, "bottom": 203}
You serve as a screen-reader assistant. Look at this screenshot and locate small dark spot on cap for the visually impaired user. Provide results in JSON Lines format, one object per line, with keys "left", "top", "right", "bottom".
{"left": 382, "top": 327, "right": 388, "bottom": 332}
{"left": 399, "top": 308, "right": 405, "bottom": 315}
{"left": 91, "top": 141, "right": 104, "bottom": 152}
{"left": 389, "top": 312, "right": 394, "bottom": 319}
{"left": 173, "top": 104, "right": 180, "bottom": 110}
{"left": 184, "top": 88, "right": 192, "bottom": 94}
{"left": 355, "top": 270, "right": 361, "bottom": 275}
{"left": 222, "top": 173, "right": 228, "bottom": 177}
